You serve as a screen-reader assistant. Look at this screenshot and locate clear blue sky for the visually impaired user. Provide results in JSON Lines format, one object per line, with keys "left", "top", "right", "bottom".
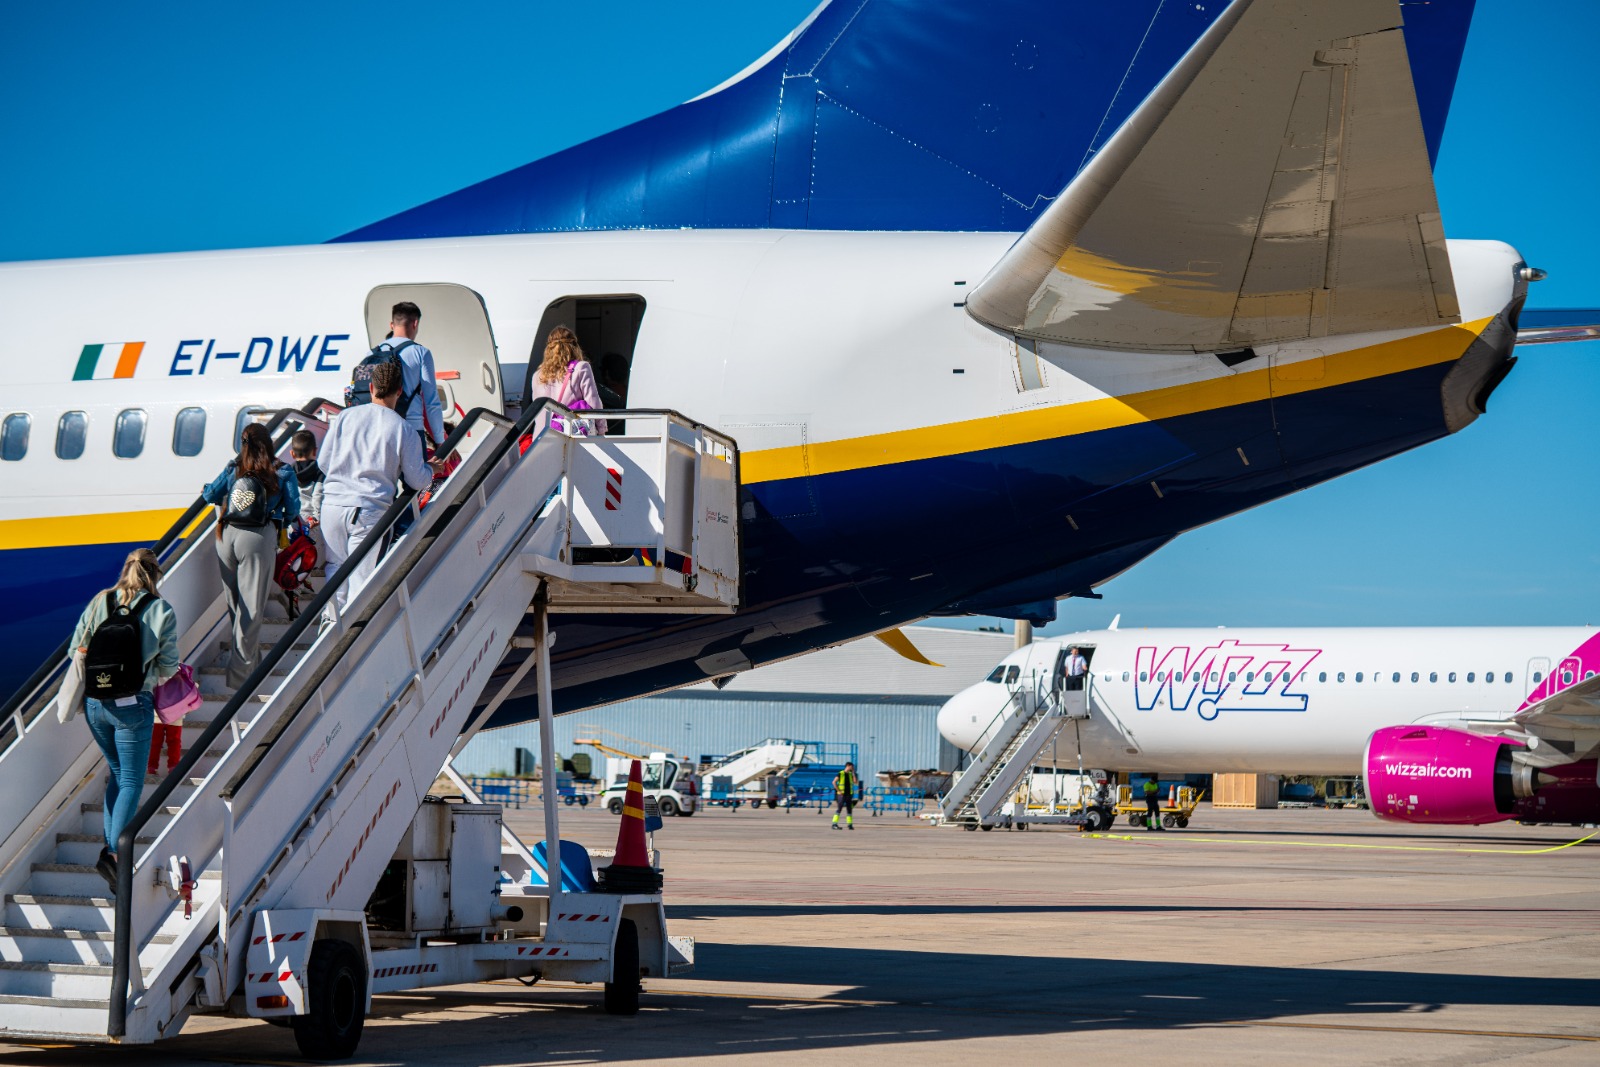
{"left": 2, "top": 1, "right": 1594, "bottom": 629}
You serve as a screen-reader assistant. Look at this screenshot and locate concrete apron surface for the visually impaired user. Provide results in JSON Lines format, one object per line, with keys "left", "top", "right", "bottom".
{"left": 0, "top": 803, "right": 1594, "bottom": 1066}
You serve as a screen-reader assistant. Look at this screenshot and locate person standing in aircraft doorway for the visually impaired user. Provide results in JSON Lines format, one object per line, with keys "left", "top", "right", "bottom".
{"left": 317, "top": 362, "right": 437, "bottom": 627}
{"left": 831, "top": 762, "right": 861, "bottom": 830}
{"left": 201, "top": 424, "right": 301, "bottom": 688}
{"left": 1063, "top": 647, "right": 1088, "bottom": 691}
{"left": 384, "top": 301, "right": 446, "bottom": 451}
{"left": 528, "top": 326, "right": 607, "bottom": 436}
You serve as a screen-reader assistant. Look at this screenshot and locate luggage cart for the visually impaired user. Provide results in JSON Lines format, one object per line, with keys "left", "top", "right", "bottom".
{"left": 1113, "top": 784, "right": 1204, "bottom": 828}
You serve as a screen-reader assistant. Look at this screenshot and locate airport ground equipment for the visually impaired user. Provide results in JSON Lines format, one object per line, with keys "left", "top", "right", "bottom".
{"left": 1113, "top": 785, "right": 1204, "bottom": 829}
{"left": 1323, "top": 777, "right": 1368, "bottom": 809}
{"left": 596, "top": 752, "right": 699, "bottom": 817}
{"left": 698, "top": 739, "right": 809, "bottom": 806}
{"left": 466, "top": 777, "right": 533, "bottom": 809}
{"left": 0, "top": 398, "right": 738, "bottom": 1056}
{"left": 937, "top": 677, "right": 1087, "bottom": 829}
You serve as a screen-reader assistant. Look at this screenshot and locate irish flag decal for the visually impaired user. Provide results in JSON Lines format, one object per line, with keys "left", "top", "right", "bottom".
{"left": 73, "top": 342, "right": 145, "bottom": 380}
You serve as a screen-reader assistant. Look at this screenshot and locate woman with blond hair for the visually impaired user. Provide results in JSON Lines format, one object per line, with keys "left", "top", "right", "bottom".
{"left": 528, "top": 325, "right": 607, "bottom": 435}
{"left": 69, "top": 548, "right": 179, "bottom": 891}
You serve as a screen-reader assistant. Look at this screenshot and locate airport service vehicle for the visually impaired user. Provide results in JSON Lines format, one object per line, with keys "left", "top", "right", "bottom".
{"left": 4, "top": 0, "right": 1595, "bottom": 723}
{"left": 700, "top": 738, "right": 810, "bottom": 808}
{"left": 938, "top": 626, "right": 1600, "bottom": 828}
{"left": 597, "top": 753, "right": 699, "bottom": 818}
{"left": 0, "top": 402, "right": 737, "bottom": 1055}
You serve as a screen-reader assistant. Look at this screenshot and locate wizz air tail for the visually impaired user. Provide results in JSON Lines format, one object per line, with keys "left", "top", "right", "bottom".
{"left": 337, "top": 0, "right": 1477, "bottom": 243}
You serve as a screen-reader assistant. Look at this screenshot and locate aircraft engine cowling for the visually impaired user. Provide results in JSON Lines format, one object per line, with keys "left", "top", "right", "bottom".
{"left": 1363, "top": 726, "right": 1522, "bottom": 825}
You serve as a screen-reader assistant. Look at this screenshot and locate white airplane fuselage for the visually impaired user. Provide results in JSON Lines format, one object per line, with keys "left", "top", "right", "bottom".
{"left": 937, "top": 626, "right": 1599, "bottom": 775}
{"left": 1, "top": 232, "right": 1527, "bottom": 718}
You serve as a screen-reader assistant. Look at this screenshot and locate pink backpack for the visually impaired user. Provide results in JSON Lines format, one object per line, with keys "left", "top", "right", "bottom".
{"left": 152, "top": 663, "right": 202, "bottom": 724}
{"left": 553, "top": 360, "right": 596, "bottom": 437}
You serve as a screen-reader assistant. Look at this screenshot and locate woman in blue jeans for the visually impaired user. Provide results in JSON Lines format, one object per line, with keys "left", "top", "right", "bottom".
{"left": 70, "top": 549, "right": 179, "bottom": 892}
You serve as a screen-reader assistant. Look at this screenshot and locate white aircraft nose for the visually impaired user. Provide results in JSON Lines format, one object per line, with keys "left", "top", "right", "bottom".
{"left": 936, "top": 683, "right": 993, "bottom": 753}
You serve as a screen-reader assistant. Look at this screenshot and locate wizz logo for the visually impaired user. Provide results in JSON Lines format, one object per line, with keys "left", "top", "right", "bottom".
{"left": 1134, "top": 640, "right": 1322, "bottom": 721}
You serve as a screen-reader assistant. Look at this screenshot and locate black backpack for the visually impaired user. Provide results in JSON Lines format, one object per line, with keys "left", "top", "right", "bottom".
{"left": 84, "top": 592, "right": 155, "bottom": 701}
{"left": 223, "top": 467, "right": 270, "bottom": 528}
{"left": 345, "top": 339, "right": 419, "bottom": 418}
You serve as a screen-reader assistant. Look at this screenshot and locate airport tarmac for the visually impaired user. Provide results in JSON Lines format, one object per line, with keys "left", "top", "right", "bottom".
{"left": 0, "top": 802, "right": 1594, "bottom": 1066}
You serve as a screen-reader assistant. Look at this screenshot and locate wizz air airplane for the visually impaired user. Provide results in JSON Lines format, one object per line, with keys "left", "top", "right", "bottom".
{"left": 2, "top": 1, "right": 1594, "bottom": 717}
{"left": 937, "top": 626, "right": 1600, "bottom": 826}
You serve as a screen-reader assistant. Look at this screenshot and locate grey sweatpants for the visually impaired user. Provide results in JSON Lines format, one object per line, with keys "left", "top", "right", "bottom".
{"left": 321, "top": 502, "right": 389, "bottom": 622}
{"left": 217, "top": 523, "right": 277, "bottom": 688}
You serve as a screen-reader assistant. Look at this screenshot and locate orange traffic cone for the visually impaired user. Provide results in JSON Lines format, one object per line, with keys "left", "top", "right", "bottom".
{"left": 601, "top": 759, "right": 663, "bottom": 892}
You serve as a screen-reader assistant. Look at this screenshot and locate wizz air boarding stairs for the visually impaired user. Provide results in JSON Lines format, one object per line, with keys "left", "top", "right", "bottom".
{"left": 0, "top": 400, "right": 739, "bottom": 1056}
{"left": 937, "top": 673, "right": 1088, "bottom": 829}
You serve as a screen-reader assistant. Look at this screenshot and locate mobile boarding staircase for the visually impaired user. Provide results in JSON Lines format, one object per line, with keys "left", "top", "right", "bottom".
{"left": 937, "top": 675, "right": 1088, "bottom": 830}
{"left": 0, "top": 398, "right": 739, "bottom": 1058}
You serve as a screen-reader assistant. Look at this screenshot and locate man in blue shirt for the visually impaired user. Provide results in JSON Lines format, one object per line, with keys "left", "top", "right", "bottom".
{"left": 382, "top": 301, "right": 446, "bottom": 448}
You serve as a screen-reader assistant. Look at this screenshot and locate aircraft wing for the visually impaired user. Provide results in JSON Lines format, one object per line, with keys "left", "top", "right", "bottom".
{"left": 965, "top": 0, "right": 1460, "bottom": 353}
{"left": 1513, "top": 673, "right": 1600, "bottom": 763}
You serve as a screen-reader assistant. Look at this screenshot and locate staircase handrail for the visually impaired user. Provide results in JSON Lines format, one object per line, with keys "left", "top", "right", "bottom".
{"left": 108, "top": 397, "right": 561, "bottom": 1037}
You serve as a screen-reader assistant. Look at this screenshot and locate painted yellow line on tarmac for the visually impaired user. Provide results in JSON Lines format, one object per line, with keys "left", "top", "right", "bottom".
{"left": 1082, "top": 828, "right": 1600, "bottom": 854}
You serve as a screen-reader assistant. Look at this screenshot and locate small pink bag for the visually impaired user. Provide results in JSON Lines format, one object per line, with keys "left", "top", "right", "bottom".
{"left": 153, "top": 663, "right": 201, "bottom": 725}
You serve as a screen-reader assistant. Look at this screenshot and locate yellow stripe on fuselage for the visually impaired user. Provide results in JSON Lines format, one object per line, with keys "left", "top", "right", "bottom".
{"left": 0, "top": 318, "right": 1489, "bottom": 551}
{"left": 740, "top": 318, "right": 1490, "bottom": 484}
{"left": 0, "top": 507, "right": 190, "bottom": 552}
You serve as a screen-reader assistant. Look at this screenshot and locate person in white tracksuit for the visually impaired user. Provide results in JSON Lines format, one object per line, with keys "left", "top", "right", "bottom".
{"left": 317, "top": 361, "right": 437, "bottom": 624}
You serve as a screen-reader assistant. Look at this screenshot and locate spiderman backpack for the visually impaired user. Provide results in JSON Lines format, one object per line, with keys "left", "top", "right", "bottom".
{"left": 274, "top": 522, "right": 319, "bottom": 618}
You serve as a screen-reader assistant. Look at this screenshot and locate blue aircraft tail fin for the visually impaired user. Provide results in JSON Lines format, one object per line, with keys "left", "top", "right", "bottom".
{"left": 336, "top": 0, "right": 1476, "bottom": 242}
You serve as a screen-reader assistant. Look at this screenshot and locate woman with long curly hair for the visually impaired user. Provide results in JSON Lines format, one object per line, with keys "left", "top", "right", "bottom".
{"left": 528, "top": 325, "right": 607, "bottom": 435}
{"left": 201, "top": 422, "right": 300, "bottom": 687}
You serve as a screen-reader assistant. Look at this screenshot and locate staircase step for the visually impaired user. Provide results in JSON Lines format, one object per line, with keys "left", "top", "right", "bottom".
{"left": 0, "top": 958, "right": 148, "bottom": 999}
{"left": 6, "top": 895, "right": 114, "bottom": 933}
{"left": 55, "top": 836, "right": 152, "bottom": 867}
{"left": 0, "top": 991, "right": 113, "bottom": 1038}
{"left": 0, "top": 926, "right": 176, "bottom": 966}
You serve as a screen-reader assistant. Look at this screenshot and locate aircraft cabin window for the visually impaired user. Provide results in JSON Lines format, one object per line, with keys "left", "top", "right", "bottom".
{"left": 986, "top": 665, "right": 1005, "bottom": 683}
{"left": 233, "top": 406, "right": 268, "bottom": 450}
{"left": 1429, "top": 672, "right": 1437, "bottom": 682}
{"left": 1, "top": 413, "right": 29, "bottom": 461}
{"left": 1004, "top": 666, "right": 1020, "bottom": 684}
{"left": 1505, "top": 673, "right": 1515, "bottom": 683}
{"left": 1448, "top": 672, "right": 1457, "bottom": 682}
{"left": 1245, "top": 672, "right": 1254, "bottom": 682}
{"left": 1563, "top": 670, "right": 1574, "bottom": 685}
{"left": 1335, "top": 672, "right": 1344, "bottom": 682}
{"left": 1532, "top": 671, "right": 1543, "bottom": 683}
{"left": 1411, "top": 672, "right": 1419, "bottom": 683}
{"left": 1228, "top": 671, "right": 1236, "bottom": 682}
{"left": 173, "top": 407, "right": 206, "bottom": 457}
{"left": 1139, "top": 672, "right": 1148, "bottom": 682}
{"left": 1355, "top": 672, "right": 1363, "bottom": 682}
{"left": 1467, "top": 672, "right": 1475, "bottom": 682}
{"left": 1485, "top": 672, "right": 1495, "bottom": 683}
{"left": 113, "top": 408, "right": 146, "bottom": 459}
{"left": 1318, "top": 672, "right": 1327, "bottom": 682}
{"left": 1392, "top": 672, "right": 1401, "bottom": 683}
{"left": 1209, "top": 672, "right": 1219, "bottom": 683}
{"left": 55, "top": 411, "right": 87, "bottom": 460}
{"left": 1122, "top": 671, "right": 1130, "bottom": 682}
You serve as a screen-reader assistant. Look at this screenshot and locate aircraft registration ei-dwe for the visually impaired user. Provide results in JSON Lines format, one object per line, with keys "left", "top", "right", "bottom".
{"left": 937, "top": 625, "right": 1600, "bottom": 826}
{"left": 2, "top": 1, "right": 1596, "bottom": 725}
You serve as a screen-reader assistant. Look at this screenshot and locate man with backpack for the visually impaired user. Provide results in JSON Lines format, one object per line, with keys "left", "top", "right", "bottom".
{"left": 348, "top": 301, "right": 445, "bottom": 451}
{"left": 320, "top": 361, "right": 438, "bottom": 624}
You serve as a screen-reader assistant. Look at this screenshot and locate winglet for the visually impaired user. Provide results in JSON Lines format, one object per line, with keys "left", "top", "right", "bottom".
{"left": 875, "top": 629, "right": 944, "bottom": 667}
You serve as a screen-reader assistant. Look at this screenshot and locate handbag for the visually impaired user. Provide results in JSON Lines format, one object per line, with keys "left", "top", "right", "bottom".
{"left": 57, "top": 648, "right": 87, "bottom": 724}
{"left": 552, "top": 361, "right": 596, "bottom": 438}
{"left": 153, "top": 663, "right": 202, "bottom": 724}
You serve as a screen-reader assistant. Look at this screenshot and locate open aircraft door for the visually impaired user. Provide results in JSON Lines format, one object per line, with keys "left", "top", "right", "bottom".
{"left": 365, "top": 284, "right": 504, "bottom": 448}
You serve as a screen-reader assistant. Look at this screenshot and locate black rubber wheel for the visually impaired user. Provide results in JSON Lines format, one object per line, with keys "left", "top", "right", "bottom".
{"left": 292, "top": 939, "right": 366, "bottom": 1061}
{"left": 1127, "top": 813, "right": 1144, "bottom": 828}
{"left": 578, "top": 796, "right": 589, "bottom": 807}
{"left": 677, "top": 805, "right": 695, "bottom": 817}
{"left": 963, "top": 823, "right": 977, "bottom": 831}
{"left": 766, "top": 798, "right": 778, "bottom": 809}
{"left": 607, "top": 797, "right": 624, "bottom": 815}
{"left": 658, "top": 797, "right": 679, "bottom": 817}
{"left": 1162, "top": 813, "right": 1178, "bottom": 829}
{"left": 604, "top": 919, "right": 641, "bottom": 1016}
{"left": 1176, "top": 816, "right": 1189, "bottom": 828}
{"left": 1083, "top": 809, "right": 1108, "bottom": 833}
{"left": 979, "top": 823, "right": 993, "bottom": 832}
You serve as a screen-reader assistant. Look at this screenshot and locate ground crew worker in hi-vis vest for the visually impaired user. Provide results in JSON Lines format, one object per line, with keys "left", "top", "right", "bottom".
{"left": 832, "top": 762, "right": 861, "bottom": 830}
{"left": 1142, "top": 777, "right": 1164, "bottom": 831}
